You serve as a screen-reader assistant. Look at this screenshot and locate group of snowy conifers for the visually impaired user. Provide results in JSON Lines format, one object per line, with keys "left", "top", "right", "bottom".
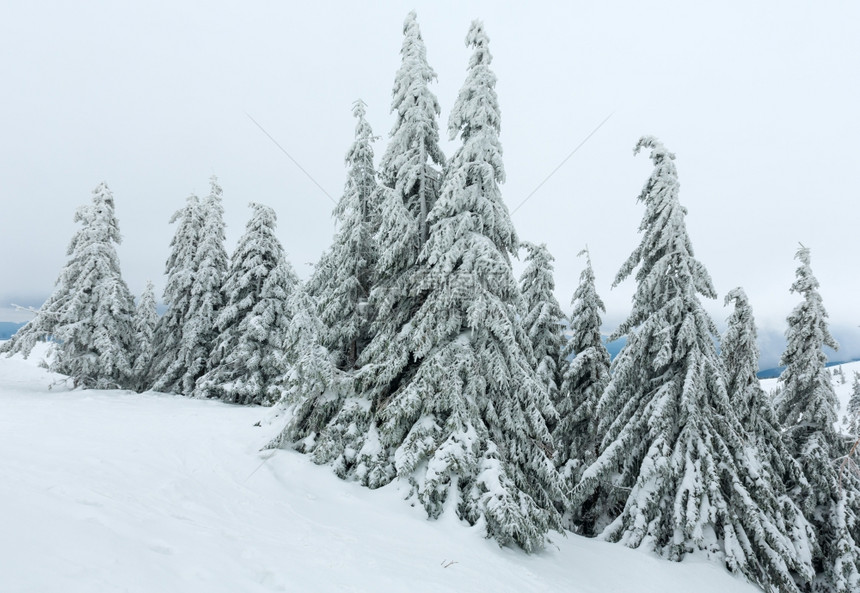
{"left": 4, "top": 12, "right": 859, "bottom": 593}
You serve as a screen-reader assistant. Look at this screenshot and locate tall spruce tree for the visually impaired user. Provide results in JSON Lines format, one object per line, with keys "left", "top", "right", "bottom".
{"left": 378, "top": 10, "right": 445, "bottom": 247}
{"left": 279, "top": 11, "right": 446, "bottom": 484}
{"left": 357, "top": 20, "right": 562, "bottom": 551}
{"left": 151, "top": 178, "right": 228, "bottom": 394}
{"left": 776, "top": 246, "right": 860, "bottom": 592}
{"left": 555, "top": 248, "right": 610, "bottom": 489}
{"left": 2, "top": 183, "right": 136, "bottom": 389}
{"left": 572, "top": 137, "right": 813, "bottom": 591}
{"left": 181, "top": 176, "right": 228, "bottom": 393}
{"left": 149, "top": 194, "right": 201, "bottom": 392}
{"left": 310, "top": 100, "right": 380, "bottom": 370}
{"left": 195, "top": 203, "right": 297, "bottom": 405}
{"left": 519, "top": 241, "right": 564, "bottom": 412}
{"left": 131, "top": 280, "right": 158, "bottom": 392}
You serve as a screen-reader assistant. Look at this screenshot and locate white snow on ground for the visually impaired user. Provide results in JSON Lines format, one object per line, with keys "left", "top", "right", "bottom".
{"left": 0, "top": 344, "right": 761, "bottom": 593}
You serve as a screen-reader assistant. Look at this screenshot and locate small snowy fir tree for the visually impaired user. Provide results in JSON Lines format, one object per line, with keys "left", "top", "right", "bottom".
{"left": 355, "top": 21, "right": 563, "bottom": 552}
{"left": 571, "top": 138, "right": 813, "bottom": 591}
{"left": 555, "top": 248, "right": 610, "bottom": 497}
{"left": 149, "top": 193, "right": 201, "bottom": 392}
{"left": 2, "top": 183, "right": 136, "bottom": 389}
{"left": 309, "top": 100, "right": 380, "bottom": 370}
{"left": 151, "top": 177, "right": 228, "bottom": 394}
{"left": 131, "top": 280, "right": 158, "bottom": 392}
{"left": 195, "top": 203, "right": 298, "bottom": 405}
{"left": 776, "top": 246, "right": 860, "bottom": 592}
{"left": 847, "top": 372, "right": 860, "bottom": 437}
{"left": 519, "top": 241, "right": 565, "bottom": 412}
{"left": 268, "top": 287, "right": 341, "bottom": 454}
{"left": 721, "top": 287, "right": 815, "bottom": 569}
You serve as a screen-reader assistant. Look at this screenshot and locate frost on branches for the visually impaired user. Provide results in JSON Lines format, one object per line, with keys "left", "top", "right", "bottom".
{"left": 776, "top": 246, "right": 860, "bottom": 592}
{"left": 309, "top": 100, "right": 380, "bottom": 370}
{"left": 150, "top": 178, "right": 228, "bottom": 395}
{"left": 519, "top": 242, "right": 565, "bottom": 412}
{"left": 274, "top": 11, "right": 447, "bottom": 489}
{"left": 149, "top": 194, "right": 200, "bottom": 392}
{"left": 131, "top": 280, "right": 158, "bottom": 392}
{"left": 268, "top": 287, "right": 342, "bottom": 455}
{"left": 571, "top": 137, "right": 813, "bottom": 592}
{"left": 357, "top": 20, "right": 562, "bottom": 552}
{"left": 2, "top": 183, "right": 136, "bottom": 390}
{"left": 195, "top": 203, "right": 298, "bottom": 405}
{"left": 555, "top": 248, "right": 610, "bottom": 515}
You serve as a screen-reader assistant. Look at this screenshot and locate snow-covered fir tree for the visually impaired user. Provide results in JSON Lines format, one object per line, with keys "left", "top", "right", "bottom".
{"left": 277, "top": 11, "right": 447, "bottom": 486}
{"left": 151, "top": 177, "right": 228, "bottom": 394}
{"left": 571, "top": 137, "right": 814, "bottom": 591}
{"left": 309, "top": 100, "right": 380, "bottom": 370}
{"left": 555, "top": 248, "right": 610, "bottom": 495}
{"left": 377, "top": 10, "right": 445, "bottom": 247}
{"left": 364, "top": 10, "right": 446, "bottom": 362}
{"left": 776, "top": 245, "right": 860, "bottom": 592}
{"left": 519, "top": 241, "right": 564, "bottom": 413}
{"left": 182, "top": 176, "right": 229, "bottom": 393}
{"left": 356, "top": 20, "right": 562, "bottom": 551}
{"left": 2, "top": 183, "right": 136, "bottom": 389}
{"left": 149, "top": 193, "right": 201, "bottom": 391}
{"left": 268, "top": 287, "right": 341, "bottom": 454}
{"left": 722, "top": 288, "right": 810, "bottom": 495}
{"left": 195, "top": 202, "right": 298, "bottom": 405}
{"left": 131, "top": 280, "right": 158, "bottom": 392}
{"left": 721, "top": 287, "right": 815, "bottom": 572}
{"left": 847, "top": 372, "right": 860, "bottom": 437}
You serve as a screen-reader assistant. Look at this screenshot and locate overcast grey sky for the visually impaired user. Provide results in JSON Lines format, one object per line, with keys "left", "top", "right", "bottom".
{"left": 2, "top": 1, "right": 858, "bottom": 359}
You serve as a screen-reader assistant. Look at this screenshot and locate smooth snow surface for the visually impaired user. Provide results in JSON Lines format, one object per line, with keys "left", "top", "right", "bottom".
{"left": 1, "top": 344, "right": 760, "bottom": 593}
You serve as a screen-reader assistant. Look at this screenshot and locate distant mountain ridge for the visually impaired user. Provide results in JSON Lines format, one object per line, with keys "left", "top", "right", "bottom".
{"left": 0, "top": 322, "right": 25, "bottom": 340}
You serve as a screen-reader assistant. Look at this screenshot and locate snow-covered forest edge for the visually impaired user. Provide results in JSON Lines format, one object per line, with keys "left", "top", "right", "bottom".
{"left": 4, "top": 11, "right": 860, "bottom": 593}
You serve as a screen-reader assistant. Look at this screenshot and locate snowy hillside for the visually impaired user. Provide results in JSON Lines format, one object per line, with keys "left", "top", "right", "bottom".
{"left": 0, "top": 344, "right": 760, "bottom": 593}
{"left": 761, "top": 359, "right": 860, "bottom": 435}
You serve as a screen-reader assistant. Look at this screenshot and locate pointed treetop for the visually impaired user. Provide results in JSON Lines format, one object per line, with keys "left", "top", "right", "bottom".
{"left": 465, "top": 20, "right": 491, "bottom": 65}
{"left": 352, "top": 98, "right": 367, "bottom": 119}
{"left": 577, "top": 245, "right": 594, "bottom": 268}
{"left": 448, "top": 18, "right": 501, "bottom": 153}
{"left": 612, "top": 136, "right": 715, "bottom": 338}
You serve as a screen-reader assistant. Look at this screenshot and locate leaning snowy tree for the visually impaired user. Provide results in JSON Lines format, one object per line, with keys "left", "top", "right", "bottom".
{"left": 2, "top": 183, "right": 136, "bottom": 389}
{"left": 571, "top": 137, "right": 814, "bottom": 591}
{"left": 309, "top": 100, "right": 380, "bottom": 370}
{"left": 278, "top": 11, "right": 447, "bottom": 484}
{"left": 195, "top": 202, "right": 298, "bottom": 405}
{"left": 519, "top": 241, "right": 565, "bottom": 413}
{"left": 776, "top": 245, "right": 860, "bottom": 592}
{"left": 555, "top": 248, "right": 610, "bottom": 498}
{"left": 355, "top": 20, "right": 564, "bottom": 552}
